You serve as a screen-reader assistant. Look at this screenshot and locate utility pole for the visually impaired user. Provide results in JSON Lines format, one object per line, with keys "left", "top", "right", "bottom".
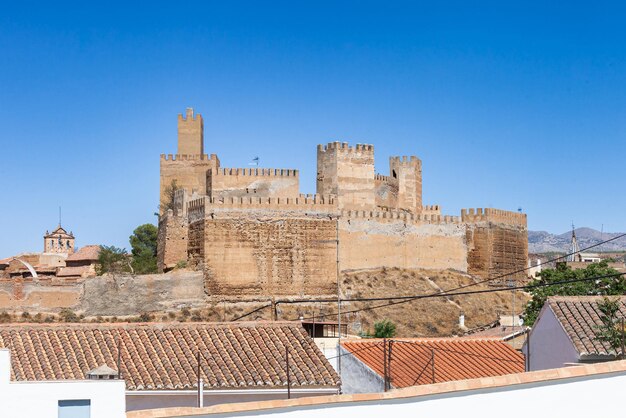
{"left": 620, "top": 318, "right": 624, "bottom": 360}
{"left": 336, "top": 217, "right": 342, "bottom": 376}
{"left": 197, "top": 351, "right": 203, "bottom": 408}
{"left": 383, "top": 338, "right": 388, "bottom": 392}
{"left": 431, "top": 349, "right": 435, "bottom": 384}
{"left": 507, "top": 278, "right": 516, "bottom": 335}
{"left": 286, "top": 347, "right": 291, "bottom": 399}
{"left": 116, "top": 335, "right": 122, "bottom": 380}
{"left": 387, "top": 340, "right": 393, "bottom": 391}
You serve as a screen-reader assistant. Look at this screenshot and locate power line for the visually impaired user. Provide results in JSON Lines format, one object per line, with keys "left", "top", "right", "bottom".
{"left": 291, "top": 271, "right": 626, "bottom": 321}
{"left": 231, "top": 232, "right": 626, "bottom": 323}
{"left": 232, "top": 304, "right": 272, "bottom": 322}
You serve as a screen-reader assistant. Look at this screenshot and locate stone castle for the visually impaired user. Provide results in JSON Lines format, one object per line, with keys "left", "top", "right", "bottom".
{"left": 158, "top": 108, "right": 528, "bottom": 299}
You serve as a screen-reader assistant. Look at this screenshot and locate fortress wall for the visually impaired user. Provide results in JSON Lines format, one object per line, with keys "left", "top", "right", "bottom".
{"left": 389, "top": 156, "right": 422, "bottom": 213}
{"left": 0, "top": 271, "right": 206, "bottom": 316}
{"left": 317, "top": 142, "right": 375, "bottom": 209}
{"left": 339, "top": 218, "right": 468, "bottom": 272}
{"left": 159, "top": 154, "right": 220, "bottom": 210}
{"left": 157, "top": 212, "right": 188, "bottom": 272}
{"left": 197, "top": 215, "right": 338, "bottom": 298}
{"left": 375, "top": 174, "right": 398, "bottom": 209}
{"left": 188, "top": 194, "right": 338, "bottom": 213}
{"left": 207, "top": 167, "right": 300, "bottom": 199}
{"left": 466, "top": 223, "right": 528, "bottom": 282}
{"left": 462, "top": 208, "right": 528, "bottom": 282}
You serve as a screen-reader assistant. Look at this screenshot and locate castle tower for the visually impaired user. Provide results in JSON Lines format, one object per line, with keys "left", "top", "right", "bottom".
{"left": 160, "top": 108, "right": 220, "bottom": 214}
{"left": 44, "top": 225, "right": 75, "bottom": 255}
{"left": 317, "top": 142, "right": 375, "bottom": 209}
{"left": 389, "top": 156, "right": 422, "bottom": 213}
{"left": 177, "top": 108, "right": 204, "bottom": 155}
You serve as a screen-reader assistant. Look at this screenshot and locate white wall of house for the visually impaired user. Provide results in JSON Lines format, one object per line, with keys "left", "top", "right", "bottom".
{"left": 0, "top": 349, "right": 126, "bottom": 418}
{"left": 126, "top": 388, "right": 339, "bottom": 412}
{"left": 171, "top": 368, "right": 626, "bottom": 418}
{"left": 524, "top": 305, "right": 580, "bottom": 371}
{"left": 314, "top": 338, "right": 339, "bottom": 371}
{"left": 337, "top": 346, "right": 384, "bottom": 394}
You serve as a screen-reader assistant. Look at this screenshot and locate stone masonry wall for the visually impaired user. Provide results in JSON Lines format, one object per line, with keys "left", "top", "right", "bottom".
{"left": 317, "top": 142, "right": 375, "bottom": 209}
{"left": 157, "top": 213, "right": 188, "bottom": 272}
{"left": 159, "top": 154, "right": 220, "bottom": 210}
{"left": 0, "top": 271, "right": 206, "bottom": 316}
{"left": 207, "top": 168, "right": 300, "bottom": 199}
{"left": 198, "top": 214, "right": 338, "bottom": 298}
{"left": 339, "top": 217, "right": 468, "bottom": 272}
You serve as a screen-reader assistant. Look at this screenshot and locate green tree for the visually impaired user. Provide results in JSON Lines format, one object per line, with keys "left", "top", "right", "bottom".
{"left": 524, "top": 261, "right": 626, "bottom": 326}
{"left": 373, "top": 319, "right": 397, "bottom": 338}
{"left": 96, "top": 245, "right": 132, "bottom": 275}
{"left": 129, "top": 224, "right": 158, "bottom": 274}
{"left": 595, "top": 296, "right": 625, "bottom": 357}
{"left": 159, "top": 179, "right": 180, "bottom": 215}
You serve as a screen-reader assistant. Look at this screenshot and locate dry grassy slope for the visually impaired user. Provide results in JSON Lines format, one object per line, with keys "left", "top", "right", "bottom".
{"left": 338, "top": 267, "right": 529, "bottom": 337}
{"left": 212, "top": 267, "right": 529, "bottom": 338}
{"left": 63, "top": 268, "right": 528, "bottom": 338}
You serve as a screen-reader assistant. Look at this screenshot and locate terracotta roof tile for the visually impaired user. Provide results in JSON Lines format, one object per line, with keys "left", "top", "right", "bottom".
{"left": 547, "top": 296, "right": 626, "bottom": 357}
{"left": 341, "top": 338, "right": 524, "bottom": 388}
{"left": 466, "top": 326, "right": 529, "bottom": 340}
{"left": 0, "top": 322, "right": 339, "bottom": 391}
{"left": 66, "top": 245, "right": 100, "bottom": 262}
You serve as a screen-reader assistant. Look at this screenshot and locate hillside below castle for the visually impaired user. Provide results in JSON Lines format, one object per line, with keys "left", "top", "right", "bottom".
{"left": 158, "top": 108, "right": 528, "bottom": 299}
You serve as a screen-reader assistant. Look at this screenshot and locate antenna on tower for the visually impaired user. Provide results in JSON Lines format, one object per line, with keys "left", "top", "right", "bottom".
{"left": 59, "top": 206, "right": 62, "bottom": 227}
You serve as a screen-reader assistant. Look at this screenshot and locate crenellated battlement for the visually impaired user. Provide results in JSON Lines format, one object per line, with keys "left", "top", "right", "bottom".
{"left": 188, "top": 194, "right": 338, "bottom": 217}
{"left": 375, "top": 173, "right": 394, "bottom": 183}
{"left": 209, "top": 167, "right": 299, "bottom": 177}
{"left": 161, "top": 153, "right": 219, "bottom": 162}
{"left": 389, "top": 155, "right": 421, "bottom": 166}
{"left": 317, "top": 141, "right": 374, "bottom": 154}
{"left": 461, "top": 208, "right": 527, "bottom": 227}
{"left": 178, "top": 107, "right": 201, "bottom": 122}
{"left": 341, "top": 208, "right": 461, "bottom": 224}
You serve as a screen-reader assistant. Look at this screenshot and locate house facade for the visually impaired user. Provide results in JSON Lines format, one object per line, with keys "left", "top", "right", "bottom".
{"left": 524, "top": 296, "right": 626, "bottom": 371}
{"left": 0, "top": 349, "right": 125, "bottom": 418}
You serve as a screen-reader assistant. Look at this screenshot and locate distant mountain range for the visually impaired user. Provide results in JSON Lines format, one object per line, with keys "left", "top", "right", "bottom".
{"left": 529, "top": 227, "right": 626, "bottom": 254}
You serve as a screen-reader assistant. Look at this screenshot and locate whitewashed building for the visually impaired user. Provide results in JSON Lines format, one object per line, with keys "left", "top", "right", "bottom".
{"left": 0, "top": 349, "right": 125, "bottom": 418}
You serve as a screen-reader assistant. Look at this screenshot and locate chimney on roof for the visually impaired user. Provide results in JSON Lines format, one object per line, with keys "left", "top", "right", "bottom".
{"left": 86, "top": 364, "right": 119, "bottom": 380}
{"left": 459, "top": 312, "right": 466, "bottom": 329}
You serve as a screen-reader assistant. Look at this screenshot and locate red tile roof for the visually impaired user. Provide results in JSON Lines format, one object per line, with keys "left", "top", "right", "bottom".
{"left": 466, "top": 325, "right": 529, "bottom": 340}
{"left": 547, "top": 296, "right": 626, "bottom": 357}
{"left": 341, "top": 338, "right": 524, "bottom": 388}
{"left": 66, "top": 245, "right": 101, "bottom": 262}
{"left": 0, "top": 322, "right": 340, "bottom": 391}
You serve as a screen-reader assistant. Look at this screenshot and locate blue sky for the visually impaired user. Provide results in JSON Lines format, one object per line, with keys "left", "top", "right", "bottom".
{"left": 1, "top": 1, "right": 626, "bottom": 256}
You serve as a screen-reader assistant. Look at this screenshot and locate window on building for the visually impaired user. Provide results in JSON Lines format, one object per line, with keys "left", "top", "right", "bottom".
{"left": 58, "top": 399, "right": 91, "bottom": 418}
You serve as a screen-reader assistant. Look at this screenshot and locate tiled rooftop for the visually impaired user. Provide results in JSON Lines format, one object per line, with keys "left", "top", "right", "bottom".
{"left": 0, "top": 322, "right": 340, "bottom": 391}
{"left": 126, "top": 359, "right": 626, "bottom": 418}
{"left": 66, "top": 245, "right": 101, "bottom": 262}
{"left": 547, "top": 296, "right": 626, "bottom": 356}
{"left": 341, "top": 338, "right": 524, "bottom": 388}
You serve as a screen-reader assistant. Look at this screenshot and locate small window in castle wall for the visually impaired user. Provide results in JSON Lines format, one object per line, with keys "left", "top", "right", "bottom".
{"left": 392, "top": 170, "right": 397, "bottom": 178}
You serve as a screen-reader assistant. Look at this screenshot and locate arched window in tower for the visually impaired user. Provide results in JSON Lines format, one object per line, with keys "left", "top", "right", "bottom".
{"left": 392, "top": 170, "right": 397, "bottom": 179}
